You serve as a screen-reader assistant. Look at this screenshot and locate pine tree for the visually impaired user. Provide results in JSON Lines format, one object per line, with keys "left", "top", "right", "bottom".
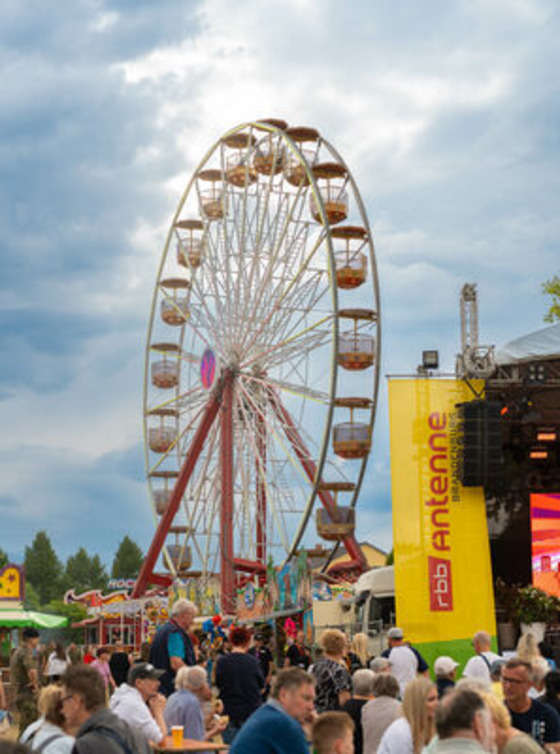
{"left": 111, "top": 536, "right": 144, "bottom": 578}
{"left": 24, "top": 531, "right": 63, "bottom": 605}
{"left": 65, "top": 548, "right": 108, "bottom": 592}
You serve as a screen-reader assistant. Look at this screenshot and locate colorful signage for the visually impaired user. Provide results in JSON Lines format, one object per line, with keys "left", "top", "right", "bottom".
{"left": 0, "top": 563, "right": 24, "bottom": 602}
{"left": 388, "top": 378, "right": 496, "bottom": 671}
{"left": 531, "top": 493, "right": 560, "bottom": 597}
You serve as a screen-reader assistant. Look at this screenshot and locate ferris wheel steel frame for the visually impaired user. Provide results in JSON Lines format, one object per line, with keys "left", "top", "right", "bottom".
{"left": 133, "top": 121, "right": 381, "bottom": 610}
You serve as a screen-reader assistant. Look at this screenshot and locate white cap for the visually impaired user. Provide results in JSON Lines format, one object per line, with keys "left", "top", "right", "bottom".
{"left": 387, "top": 627, "right": 404, "bottom": 640}
{"left": 434, "top": 655, "right": 459, "bottom": 677}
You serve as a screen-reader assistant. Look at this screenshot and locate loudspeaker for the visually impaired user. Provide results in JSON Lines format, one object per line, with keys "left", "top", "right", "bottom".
{"left": 457, "top": 399, "right": 503, "bottom": 487}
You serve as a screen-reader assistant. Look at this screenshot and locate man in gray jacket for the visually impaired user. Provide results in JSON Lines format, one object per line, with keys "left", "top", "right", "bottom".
{"left": 60, "top": 665, "right": 151, "bottom": 754}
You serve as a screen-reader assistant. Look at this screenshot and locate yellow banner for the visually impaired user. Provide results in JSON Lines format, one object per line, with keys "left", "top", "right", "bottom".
{"left": 388, "top": 378, "right": 495, "bottom": 648}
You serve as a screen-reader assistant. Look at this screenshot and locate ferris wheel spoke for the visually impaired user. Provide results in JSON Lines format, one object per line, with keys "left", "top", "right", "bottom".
{"left": 235, "top": 388, "right": 292, "bottom": 552}
{"left": 241, "top": 228, "right": 328, "bottom": 358}
{"left": 237, "top": 378, "right": 317, "bottom": 500}
{"left": 240, "top": 313, "right": 333, "bottom": 373}
{"left": 241, "top": 371, "right": 329, "bottom": 404}
{"left": 239, "top": 187, "right": 310, "bottom": 346}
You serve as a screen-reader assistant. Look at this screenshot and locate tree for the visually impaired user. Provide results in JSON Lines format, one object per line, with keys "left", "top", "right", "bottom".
{"left": 24, "top": 531, "right": 63, "bottom": 605}
{"left": 0, "top": 549, "right": 7, "bottom": 569}
{"left": 23, "top": 582, "right": 41, "bottom": 611}
{"left": 65, "top": 548, "right": 108, "bottom": 593}
{"left": 111, "top": 536, "right": 144, "bottom": 578}
{"left": 543, "top": 274, "right": 560, "bottom": 323}
{"left": 43, "top": 600, "right": 88, "bottom": 643}
{"left": 90, "top": 555, "right": 108, "bottom": 590}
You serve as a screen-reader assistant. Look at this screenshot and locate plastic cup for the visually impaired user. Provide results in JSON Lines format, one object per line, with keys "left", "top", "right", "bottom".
{"left": 171, "top": 726, "right": 184, "bottom": 747}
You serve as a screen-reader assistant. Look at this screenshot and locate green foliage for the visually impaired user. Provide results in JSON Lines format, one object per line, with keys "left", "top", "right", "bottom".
{"left": 24, "top": 531, "right": 64, "bottom": 605}
{"left": 513, "top": 585, "right": 560, "bottom": 624}
{"left": 385, "top": 549, "right": 394, "bottom": 566}
{"left": 23, "top": 582, "right": 41, "bottom": 611}
{"left": 0, "top": 549, "right": 8, "bottom": 569}
{"left": 542, "top": 274, "right": 560, "bottom": 323}
{"left": 65, "top": 548, "right": 108, "bottom": 593}
{"left": 111, "top": 536, "right": 144, "bottom": 578}
{"left": 43, "top": 600, "right": 88, "bottom": 643}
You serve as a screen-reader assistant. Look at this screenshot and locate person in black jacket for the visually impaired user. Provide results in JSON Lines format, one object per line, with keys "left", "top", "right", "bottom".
{"left": 60, "top": 665, "right": 150, "bottom": 754}
{"left": 216, "top": 626, "right": 264, "bottom": 745}
{"left": 109, "top": 644, "right": 130, "bottom": 688}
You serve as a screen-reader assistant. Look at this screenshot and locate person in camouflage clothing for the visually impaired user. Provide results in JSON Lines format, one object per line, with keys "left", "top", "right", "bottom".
{"left": 10, "top": 626, "right": 40, "bottom": 734}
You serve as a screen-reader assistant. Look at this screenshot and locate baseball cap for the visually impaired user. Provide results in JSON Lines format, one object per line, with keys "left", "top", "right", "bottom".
{"left": 128, "top": 662, "right": 165, "bottom": 685}
{"left": 434, "top": 656, "right": 459, "bottom": 677}
{"left": 387, "top": 627, "right": 404, "bottom": 640}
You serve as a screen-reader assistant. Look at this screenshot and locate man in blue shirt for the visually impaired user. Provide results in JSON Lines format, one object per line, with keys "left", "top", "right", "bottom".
{"left": 150, "top": 599, "right": 197, "bottom": 696}
{"left": 502, "top": 658, "right": 560, "bottom": 750}
{"left": 230, "top": 668, "right": 315, "bottom": 754}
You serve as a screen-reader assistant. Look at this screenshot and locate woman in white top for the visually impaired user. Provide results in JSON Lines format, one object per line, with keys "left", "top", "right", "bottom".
{"left": 45, "top": 644, "right": 68, "bottom": 684}
{"left": 20, "top": 685, "right": 74, "bottom": 754}
{"left": 378, "top": 676, "right": 438, "bottom": 754}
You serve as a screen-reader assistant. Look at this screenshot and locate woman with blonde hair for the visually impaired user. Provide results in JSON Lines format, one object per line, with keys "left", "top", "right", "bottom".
{"left": 311, "top": 629, "right": 352, "bottom": 713}
{"left": 378, "top": 676, "right": 438, "bottom": 754}
{"left": 347, "top": 633, "right": 370, "bottom": 673}
{"left": 481, "top": 691, "right": 542, "bottom": 753}
{"left": 516, "top": 632, "right": 541, "bottom": 664}
{"left": 20, "top": 685, "right": 74, "bottom": 754}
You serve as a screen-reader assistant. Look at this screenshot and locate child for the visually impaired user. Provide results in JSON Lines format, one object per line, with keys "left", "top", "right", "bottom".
{"left": 312, "top": 711, "right": 354, "bottom": 754}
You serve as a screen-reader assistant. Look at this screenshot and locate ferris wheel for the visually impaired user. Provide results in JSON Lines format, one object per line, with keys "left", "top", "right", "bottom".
{"left": 132, "top": 120, "right": 381, "bottom": 611}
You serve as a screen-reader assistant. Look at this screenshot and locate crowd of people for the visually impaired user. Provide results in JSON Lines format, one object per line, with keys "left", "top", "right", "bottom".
{"left": 3, "top": 601, "right": 560, "bottom": 753}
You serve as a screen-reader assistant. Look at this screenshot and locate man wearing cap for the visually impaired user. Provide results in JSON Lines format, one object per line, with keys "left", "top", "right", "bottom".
{"left": 249, "top": 633, "right": 275, "bottom": 698}
{"left": 434, "top": 656, "right": 459, "bottom": 698}
{"left": 381, "top": 627, "right": 429, "bottom": 696}
{"left": 109, "top": 662, "right": 167, "bottom": 745}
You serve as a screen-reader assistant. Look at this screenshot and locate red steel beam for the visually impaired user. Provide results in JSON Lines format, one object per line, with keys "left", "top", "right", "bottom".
{"left": 132, "top": 373, "right": 228, "bottom": 598}
{"left": 220, "top": 376, "right": 236, "bottom": 614}
{"left": 233, "top": 557, "right": 267, "bottom": 573}
{"left": 267, "top": 388, "right": 366, "bottom": 572}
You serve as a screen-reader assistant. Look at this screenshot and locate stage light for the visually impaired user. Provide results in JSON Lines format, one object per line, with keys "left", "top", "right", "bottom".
{"left": 528, "top": 364, "right": 546, "bottom": 383}
{"left": 529, "top": 445, "right": 549, "bottom": 460}
{"left": 536, "top": 427, "right": 558, "bottom": 442}
{"left": 422, "top": 350, "right": 439, "bottom": 370}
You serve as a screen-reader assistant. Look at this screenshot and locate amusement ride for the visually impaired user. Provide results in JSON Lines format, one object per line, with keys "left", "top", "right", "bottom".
{"left": 132, "top": 120, "right": 381, "bottom": 612}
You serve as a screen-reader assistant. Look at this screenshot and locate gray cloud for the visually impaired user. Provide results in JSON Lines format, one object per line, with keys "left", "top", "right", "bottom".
{"left": 1, "top": 0, "right": 559, "bottom": 564}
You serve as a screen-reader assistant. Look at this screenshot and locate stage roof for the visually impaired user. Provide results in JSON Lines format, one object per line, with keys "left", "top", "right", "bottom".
{"left": 496, "top": 323, "right": 560, "bottom": 364}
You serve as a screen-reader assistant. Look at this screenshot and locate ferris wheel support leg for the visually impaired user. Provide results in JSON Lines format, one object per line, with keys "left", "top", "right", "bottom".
{"left": 256, "top": 409, "right": 267, "bottom": 580}
{"left": 267, "top": 388, "right": 366, "bottom": 573}
{"left": 220, "top": 375, "right": 236, "bottom": 614}
{"left": 132, "top": 373, "right": 229, "bottom": 598}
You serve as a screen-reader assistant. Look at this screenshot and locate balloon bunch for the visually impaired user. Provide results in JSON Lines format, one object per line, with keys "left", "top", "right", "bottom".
{"left": 284, "top": 617, "right": 297, "bottom": 639}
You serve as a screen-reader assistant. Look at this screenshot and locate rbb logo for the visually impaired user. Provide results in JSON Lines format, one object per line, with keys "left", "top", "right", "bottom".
{"left": 428, "top": 556, "right": 453, "bottom": 611}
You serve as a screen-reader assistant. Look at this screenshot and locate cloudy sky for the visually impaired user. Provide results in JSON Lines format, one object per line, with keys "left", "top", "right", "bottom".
{"left": 1, "top": 0, "right": 559, "bottom": 569}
